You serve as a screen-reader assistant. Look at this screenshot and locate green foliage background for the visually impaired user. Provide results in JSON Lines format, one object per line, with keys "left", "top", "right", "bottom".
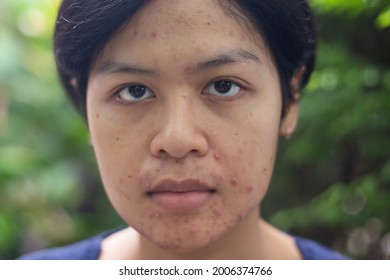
{"left": 0, "top": 0, "right": 389, "bottom": 259}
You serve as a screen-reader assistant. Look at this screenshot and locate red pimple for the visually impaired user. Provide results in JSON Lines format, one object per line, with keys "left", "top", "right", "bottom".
{"left": 214, "top": 153, "right": 221, "bottom": 161}
{"left": 245, "top": 186, "right": 253, "bottom": 193}
{"left": 151, "top": 31, "right": 158, "bottom": 38}
{"left": 231, "top": 178, "right": 238, "bottom": 186}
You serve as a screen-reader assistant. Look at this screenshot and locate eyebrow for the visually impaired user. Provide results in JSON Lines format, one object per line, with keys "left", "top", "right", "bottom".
{"left": 93, "top": 49, "right": 261, "bottom": 77}
{"left": 94, "top": 61, "right": 158, "bottom": 76}
{"left": 189, "top": 49, "right": 261, "bottom": 74}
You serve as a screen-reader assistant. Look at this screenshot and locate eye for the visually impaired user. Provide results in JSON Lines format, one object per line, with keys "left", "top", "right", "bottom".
{"left": 116, "top": 84, "right": 154, "bottom": 103}
{"left": 204, "top": 80, "right": 242, "bottom": 98}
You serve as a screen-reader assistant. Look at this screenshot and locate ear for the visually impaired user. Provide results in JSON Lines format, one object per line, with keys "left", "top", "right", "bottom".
{"left": 279, "top": 67, "right": 306, "bottom": 138}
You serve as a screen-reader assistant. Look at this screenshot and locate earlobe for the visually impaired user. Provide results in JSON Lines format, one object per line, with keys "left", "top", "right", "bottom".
{"left": 279, "top": 66, "right": 305, "bottom": 139}
{"left": 279, "top": 102, "right": 299, "bottom": 139}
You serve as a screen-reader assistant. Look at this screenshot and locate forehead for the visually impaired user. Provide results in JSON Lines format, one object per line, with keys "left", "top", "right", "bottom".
{"left": 92, "top": 0, "right": 270, "bottom": 71}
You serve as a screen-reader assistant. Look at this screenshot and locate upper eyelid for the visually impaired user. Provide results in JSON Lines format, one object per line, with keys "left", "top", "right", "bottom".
{"left": 110, "top": 77, "right": 247, "bottom": 96}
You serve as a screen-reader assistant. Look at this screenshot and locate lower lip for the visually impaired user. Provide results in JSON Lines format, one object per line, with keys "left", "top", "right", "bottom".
{"left": 149, "top": 191, "right": 213, "bottom": 211}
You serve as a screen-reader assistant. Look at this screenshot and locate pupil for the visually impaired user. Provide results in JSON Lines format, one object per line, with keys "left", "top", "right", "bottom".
{"left": 129, "top": 85, "right": 146, "bottom": 98}
{"left": 214, "top": 81, "right": 232, "bottom": 94}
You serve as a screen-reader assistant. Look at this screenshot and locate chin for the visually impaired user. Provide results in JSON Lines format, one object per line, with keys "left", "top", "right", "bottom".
{"left": 136, "top": 215, "right": 239, "bottom": 258}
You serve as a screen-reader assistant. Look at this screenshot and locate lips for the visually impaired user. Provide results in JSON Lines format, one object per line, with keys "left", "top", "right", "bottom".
{"left": 146, "top": 179, "right": 216, "bottom": 211}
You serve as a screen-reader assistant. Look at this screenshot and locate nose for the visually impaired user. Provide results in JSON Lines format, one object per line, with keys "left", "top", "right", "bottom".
{"left": 150, "top": 95, "right": 208, "bottom": 160}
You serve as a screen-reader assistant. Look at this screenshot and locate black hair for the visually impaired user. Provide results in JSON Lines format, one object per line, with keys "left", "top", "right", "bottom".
{"left": 54, "top": 0, "right": 316, "bottom": 119}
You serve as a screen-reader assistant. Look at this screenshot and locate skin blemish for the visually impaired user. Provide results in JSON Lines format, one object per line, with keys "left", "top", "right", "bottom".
{"left": 235, "top": 132, "right": 239, "bottom": 136}
{"left": 96, "top": 113, "right": 99, "bottom": 118}
{"left": 151, "top": 31, "right": 158, "bottom": 38}
{"left": 213, "top": 153, "right": 221, "bottom": 161}
{"left": 133, "top": 31, "right": 138, "bottom": 37}
{"left": 231, "top": 178, "right": 238, "bottom": 186}
{"left": 263, "top": 168, "right": 267, "bottom": 172}
{"left": 228, "top": 31, "right": 234, "bottom": 37}
{"left": 245, "top": 186, "right": 253, "bottom": 193}
{"left": 212, "top": 208, "right": 222, "bottom": 217}
{"left": 116, "top": 137, "right": 120, "bottom": 141}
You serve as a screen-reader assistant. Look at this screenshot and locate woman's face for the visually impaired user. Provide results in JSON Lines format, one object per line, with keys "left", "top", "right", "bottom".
{"left": 87, "top": 0, "right": 297, "bottom": 253}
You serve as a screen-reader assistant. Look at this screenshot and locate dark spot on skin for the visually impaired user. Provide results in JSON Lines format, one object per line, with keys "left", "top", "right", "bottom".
{"left": 96, "top": 113, "right": 99, "bottom": 118}
{"left": 263, "top": 168, "right": 267, "bottom": 172}
{"left": 128, "top": 175, "right": 132, "bottom": 178}
{"left": 207, "top": 22, "right": 211, "bottom": 25}
{"left": 212, "top": 208, "right": 222, "bottom": 217}
{"left": 245, "top": 186, "right": 253, "bottom": 193}
{"left": 231, "top": 178, "right": 238, "bottom": 186}
{"left": 151, "top": 32, "right": 158, "bottom": 38}
{"left": 133, "top": 31, "right": 138, "bottom": 36}
{"left": 116, "top": 137, "right": 120, "bottom": 141}
{"left": 176, "top": 159, "right": 180, "bottom": 164}
{"left": 235, "top": 132, "right": 239, "bottom": 136}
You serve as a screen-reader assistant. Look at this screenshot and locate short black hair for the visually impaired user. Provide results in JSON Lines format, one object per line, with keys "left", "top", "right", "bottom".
{"left": 54, "top": 0, "right": 316, "bottom": 119}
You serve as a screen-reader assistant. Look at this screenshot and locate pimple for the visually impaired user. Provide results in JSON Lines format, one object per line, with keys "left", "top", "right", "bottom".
{"left": 213, "top": 153, "right": 221, "bottom": 161}
{"left": 245, "top": 186, "right": 253, "bottom": 193}
{"left": 230, "top": 178, "right": 238, "bottom": 186}
{"left": 151, "top": 31, "right": 158, "bottom": 38}
{"left": 183, "top": 64, "right": 192, "bottom": 71}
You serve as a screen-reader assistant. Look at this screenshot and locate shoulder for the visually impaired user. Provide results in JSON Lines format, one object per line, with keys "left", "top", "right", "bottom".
{"left": 18, "top": 230, "right": 116, "bottom": 260}
{"left": 294, "top": 235, "right": 349, "bottom": 260}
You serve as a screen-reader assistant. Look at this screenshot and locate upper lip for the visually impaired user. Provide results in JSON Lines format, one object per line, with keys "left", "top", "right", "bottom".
{"left": 146, "top": 178, "right": 216, "bottom": 194}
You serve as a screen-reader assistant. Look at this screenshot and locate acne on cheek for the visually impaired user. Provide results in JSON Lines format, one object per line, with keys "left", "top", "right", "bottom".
{"left": 213, "top": 153, "right": 222, "bottom": 161}
{"left": 230, "top": 178, "right": 238, "bottom": 186}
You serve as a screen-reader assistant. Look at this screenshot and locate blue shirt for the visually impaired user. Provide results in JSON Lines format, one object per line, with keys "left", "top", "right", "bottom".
{"left": 18, "top": 229, "right": 348, "bottom": 260}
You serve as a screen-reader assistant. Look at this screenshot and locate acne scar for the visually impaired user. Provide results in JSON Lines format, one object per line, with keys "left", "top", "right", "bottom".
{"left": 245, "top": 186, "right": 253, "bottom": 193}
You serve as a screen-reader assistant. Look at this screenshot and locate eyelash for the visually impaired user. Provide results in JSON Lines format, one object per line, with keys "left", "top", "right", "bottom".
{"left": 112, "top": 78, "right": 246, "bottom": 104}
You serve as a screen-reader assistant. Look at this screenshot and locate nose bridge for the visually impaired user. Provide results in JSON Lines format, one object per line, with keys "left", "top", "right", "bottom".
{"left": 164, "top": 93, "right": 194, "bottom": 133}
{"left": 151, "top": 91, "right": 208, "bottom": 159}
